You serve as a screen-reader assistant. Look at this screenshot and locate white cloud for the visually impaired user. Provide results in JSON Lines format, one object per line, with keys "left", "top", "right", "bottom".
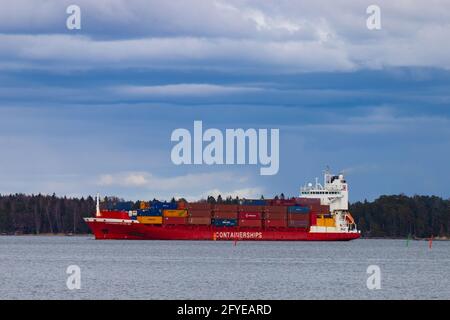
{"left": 117, "top": 84, "right": 261, "bottom": 97}
{"left": 96, "top": 171, "right": 259, "bottom": 200}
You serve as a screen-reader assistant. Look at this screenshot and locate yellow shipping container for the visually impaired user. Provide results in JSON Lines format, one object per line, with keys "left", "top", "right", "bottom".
{"left": 317, "top": 217, "right": 335, "bottom": 227}
{"left": 137, "top": 216, "right": 163, "bottom": 224}
{"left": 163, "top": 209, "right": 188, "bottom": 217}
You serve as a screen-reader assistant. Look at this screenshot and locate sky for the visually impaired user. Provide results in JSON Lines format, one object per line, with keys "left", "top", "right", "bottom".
{"left": 0, "top": 0, "right": 449, "bottom": 202}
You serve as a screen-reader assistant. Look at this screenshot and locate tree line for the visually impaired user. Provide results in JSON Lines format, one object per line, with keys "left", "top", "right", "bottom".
{"left": 0, "top": 193, "right": 449, "bottom": 238}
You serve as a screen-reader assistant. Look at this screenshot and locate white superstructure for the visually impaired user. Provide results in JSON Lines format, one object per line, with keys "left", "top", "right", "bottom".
{"left": 301, "top": 169, "right": 359, "bottom": 233}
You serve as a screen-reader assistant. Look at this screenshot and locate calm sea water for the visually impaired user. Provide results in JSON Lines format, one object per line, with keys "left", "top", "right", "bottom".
{"left": 0, "top": 236, "right": 449, "bottom": 300}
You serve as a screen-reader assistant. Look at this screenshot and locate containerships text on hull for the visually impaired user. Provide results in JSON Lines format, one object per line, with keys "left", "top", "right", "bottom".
{"left": 84, "top": 170, "right": 360, "bottom": 241}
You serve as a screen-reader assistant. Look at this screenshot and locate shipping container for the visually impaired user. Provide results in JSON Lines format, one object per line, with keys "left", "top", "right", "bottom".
{"left": 287, "top": 206, "right": 310, "bottom": 214}
{"left": 177, "top": 200, "right": 187, "bottom": 209}
{"left": 241, "top": 199, "right": 267, "bottom": 206}
{"left": 264, "top": 219, "right": 287, "bottom": 228}
{"left": 186, "top": 202, "right": 212, "bottom": 210}
{"left": 288, "top": 220, "right": 309, "bottom": 228}
{"left": 239, "top": 219, "right": 262, "bottom": 228}
{"left": 163, "top": 209, "right": 188, "bottom": 218}
{"left": 187, "top": 217, "right": 211, "bottom": 225}
{"left": 288, "top": 213, "right": 310, "bottom": 221}
{"left": 137, "top": 208, "right": 162, "bottom": 216}
{"left": 263, "top": 205, "right": 287, "bottom": 213}
{"left": 100, "top": 211, "right": 129, "bottom": 219}
{"left": 213, "top": 204, "right": 239, "bottom": 211}
{"left": 137, "top": 216, "right": 163, "bottom": 224}
{"left": 212, "top": 218, "right": 237, "bottom": 227}
{"left": 139, "top": 201, "right": 150, "bottom": 210}
{"left": 269, "top": 199, "right": 297, "bottom": 206}
{"left": 163, "top": 217, "right": 187, "bottom": 225}
{"left": 238, "top": 212, "right": 262, "bottom": 219}
{"left": 238, "top": 205, "right": 265, "bottom": 212}
{"left": 263, "top": 212, "right": 287, "bottom": 220}
{"left": 152, "top": 201, "right": 177, "bottom": 210}
{"left": 316, "top": 217, "right": 335, "bottom": 227}
{"left": 213, "top": 211, "right": 238, "bottom": 219}
{"left": 188, "top": 209, "right": 213, "bottom": 218}
{"left": 295, "top": 198, "right": 321, "bottom": 206}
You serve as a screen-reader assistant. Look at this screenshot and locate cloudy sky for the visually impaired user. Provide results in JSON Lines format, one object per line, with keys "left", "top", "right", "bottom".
{"left": 0, "top": 0, "right": 449, "bottom": 201}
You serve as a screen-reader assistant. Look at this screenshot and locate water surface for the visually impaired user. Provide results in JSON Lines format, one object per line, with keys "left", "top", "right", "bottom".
{"left": 0, "top": 236, "right": 449, "bottom": 299}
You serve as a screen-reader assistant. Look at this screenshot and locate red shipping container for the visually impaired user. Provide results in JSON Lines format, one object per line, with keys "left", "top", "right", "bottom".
{"left": 288, "top": 213, "right": 310, "bottom": 221}
{"left": 238, "top": 205, "right": 265, "bottom": 212}
{"left": 213, "top": 204, "right": 239, "bottom": 211}
{"left": 239, "top": 219, "right": 262, "bottom": 228}
{"left": 163, "top": 217, "right": 187, "bottom": 225}
{"left": 187, "top": 202, "right": 212, "bottom": 210}
{"left": 213, "top": 211, "right": 238, "bottom": 219}
{"left": 295, "top": 198, "right": 321, "bottom": 206}
{"left": 264, "top": 219, "right": 287, "bottom": 228}
{"left": 187, "top": 217, "right": 211, "bottom": 225}
{"left": 263, "top": 205, "right": 287, "bottom": 213}
{"left": 238, "top": 212, "right": 262, "bottom": 219}
{"left": 263, "top": 212, "right": 287, "bottom": 220}
{"left": 269, "top": 199, "right": 297, "bottom": 206}
{"left": 188, "top": 209, "right": 212, "bottom": 217}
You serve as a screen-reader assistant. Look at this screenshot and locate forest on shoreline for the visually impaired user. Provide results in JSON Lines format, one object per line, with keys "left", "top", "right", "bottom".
{"left": 0, "top": 194, "right": 449, "bottom": 238}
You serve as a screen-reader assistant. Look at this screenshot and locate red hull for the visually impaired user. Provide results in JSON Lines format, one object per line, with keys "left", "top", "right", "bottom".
{"left": 85, "top": 219, "right": 360, "bottom": 241}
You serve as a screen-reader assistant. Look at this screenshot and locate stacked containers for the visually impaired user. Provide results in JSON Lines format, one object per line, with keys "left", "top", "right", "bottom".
{"left": 238, "top": 204, "right": 263, "bottom": 228}
{"left": 163, "top": 208, "right": 187, "bottom": 225}
{"left": 295, "top": 198, "right": 330, "bottom": 226}
{"left": 287, "top": 206, "right": 310, "bottom": 228}
{"left": 186, "top": 202, "right": 212, "bottom": 225}
{"left": 263, "top": 205, "right": 287, "bottom": 228}
{"left": 212, "top": 204, "right": 238, "bottom": 227}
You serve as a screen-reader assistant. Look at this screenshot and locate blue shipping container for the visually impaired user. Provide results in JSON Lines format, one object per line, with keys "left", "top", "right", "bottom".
{"left": 152, "top": 201, "right": 177, "bottom": 210}
{"left": 242, "top": 199, "right": 267, "bottom": 206}
{"left": 137, "top": 208, "right": 162, "bottom": 216}
{"left": 212, "top": 219, "right": 238, "bottom": 227}
{"left": 287, "top": 206, "right": 310, "bottom": 214}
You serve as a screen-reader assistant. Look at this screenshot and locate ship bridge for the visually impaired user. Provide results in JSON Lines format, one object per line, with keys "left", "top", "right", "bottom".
{"left": 300, "top": 169, "right": 349, "bottom": 212}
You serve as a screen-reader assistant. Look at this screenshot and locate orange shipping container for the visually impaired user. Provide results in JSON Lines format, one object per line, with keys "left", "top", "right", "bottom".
{"left": 137, "top": 216, "right": 163, "bottom": 224}
{"left": 139, "top": 201, "right": 150, "bottom": 209}
{"left": 163, "top": 209, "right": 188, "bottom": 217}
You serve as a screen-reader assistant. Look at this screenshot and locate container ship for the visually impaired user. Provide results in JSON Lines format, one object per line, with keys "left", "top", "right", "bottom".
{"left": 84, "top": 170, "right": 360, "bottom": 241}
